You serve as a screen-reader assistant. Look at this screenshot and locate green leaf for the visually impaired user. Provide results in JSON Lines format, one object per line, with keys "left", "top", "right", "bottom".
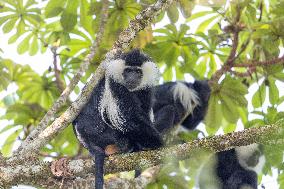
{"left": 167, "top": 5, "right": 179, "bottom": 23}
{"left": 278, "top": 172, "right": 284, "bottom": 189}
{"left": 17, "top": 33, "right": 32, "bottom": 54}
{"left": 0, "top": 125, "right": 15, "bottom": 135}
{"left": 187, "top": 11, "right": 214, "bottom": 22}
{"left": 197, "top": 14, "right": 219, "bottom": 32}
{"left": 80, "top": 0, "right": 94, "bottom": 36}
{"left": 45, "top": 0, "right": 66, "bottom": 18}
{"left": 8, "top": 32, "right": 20, "bottom": 44}
{"left": 2, "top": 94, "right": 16, "bottom": 106}
{"left": 222, "top": 122, "right": 237, "bottom": 133}
{"left": 2, "top": 17, "right": 17, "bottom": 33}
{"left": 24, "top": 0, "right": 36, "bottom": 8}
{"left": 17, "top": 19, "right": 26, "bottom": 35}
{"left": 1, "top": 130, "right": 20, "bottom": 157}
{"left": 178, "top": 0, "right": 194, "bottom": 18}
{"left": 29, "top": 35, "right": 38, "bottom": 56}
{"left": 252, "top": 82, "right": 266, "bottom": 108}
{"left": 222, "top": 76, "right": 248, "bottom": 95}
{"left": 205, "top": 94, "right": 222, "bottom": 133}
{"left": 268, "top": 78, "right": 279, "bottom": 105}
{"left": 163, "top": 67, "right": 173, "bottom": 81}
{"left": 60, "top": 0, "right": 79, "bottom": 31}
{"left": 220, "top": 94, "right": 239, "bottom": 123}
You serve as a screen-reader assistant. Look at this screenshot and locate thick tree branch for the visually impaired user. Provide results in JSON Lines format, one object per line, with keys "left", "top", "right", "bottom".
{"left": 15, "top": 0, "right": 110, "bottom": 155}
{"left": 12, "top": 0, "right": 177, "bottom": 162}
{"left": 1, "top": 121, "right": 283, "bottom": 188}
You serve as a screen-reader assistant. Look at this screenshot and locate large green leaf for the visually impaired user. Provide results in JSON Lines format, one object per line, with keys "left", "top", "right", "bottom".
{"left": 167, "top": 5, "right": 179, "bottom": 23}
{"left": 178, "top": 0, "right": 194, "bottom": 18}
{"left": 268, "top": 78, "right": 279, "bottom": 105}
{"left": 220, "top": 94, "right": 239, "bottom": 123}
{"left": 2, "top": 17, "right": 17, "bottom": 33}
{"left": 252, "top": 81, "right": 266, "bottom": 108}
{"left": 80, "top": 0, "right": 94, "bottom": 36}
{"left": 205, "top": 94, "right": 222, "bottom": 133}
{"left": 17, "top": 33, "right": 33, "bottom": 54}
{"left": 60, "top": 0, "right": 79, "bottom": 31}
{"left": 45, "top": 0, "right": 66, "bottom": 18}
{"left": 1, "top": 129, "right": 21, "bottom": 157}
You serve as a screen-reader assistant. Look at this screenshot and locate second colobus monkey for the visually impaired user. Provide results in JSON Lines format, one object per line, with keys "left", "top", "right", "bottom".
{"left": 199, "top": 144, "right": 265, "bottom": 189}
{"left": 153, "top": 80, "right": 211, "bottom": 133}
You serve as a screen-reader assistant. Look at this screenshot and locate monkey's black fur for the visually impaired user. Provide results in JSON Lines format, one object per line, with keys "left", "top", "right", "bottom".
{"left": 199, "top": 144, "right": 265, "bottom": 189}
{"left": 153, "top": 80, "right": 211, "bottom": 134}
{"left": 217, "top": 149, "right": 258, "bottom": 189}
{"left": 73, "top": 49, "right": 162, "bottom": 189}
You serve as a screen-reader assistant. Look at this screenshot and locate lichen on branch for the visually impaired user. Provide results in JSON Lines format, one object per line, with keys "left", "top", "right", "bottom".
{"left": 1, "top": 120, "right": 283, "bottom": 188}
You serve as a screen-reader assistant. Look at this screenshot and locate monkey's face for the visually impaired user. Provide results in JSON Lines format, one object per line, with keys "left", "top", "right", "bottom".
{"left": 122, "top": 66, "right": 143, "bottom": 90}
{"left": 104, "top": 49, "right": 160, "bottom": 91}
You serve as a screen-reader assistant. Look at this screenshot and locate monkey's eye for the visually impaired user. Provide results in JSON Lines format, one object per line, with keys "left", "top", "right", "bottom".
{"left": 124, "top": 67, "right": 142, "bottom": 74}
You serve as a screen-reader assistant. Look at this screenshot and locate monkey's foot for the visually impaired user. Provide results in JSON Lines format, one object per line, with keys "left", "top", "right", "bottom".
{"left": 105, "top": 144, "right": 119, "bottom": 156}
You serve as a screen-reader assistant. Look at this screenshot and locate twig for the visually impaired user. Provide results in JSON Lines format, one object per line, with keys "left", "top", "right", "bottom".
{"left": 209, "top": 6, "right": 242, "bottom": 84}
{"left": 228, "top": 69, "right": 252, "bottom": 77}
{"left": 51, "top": 46, "right": 65, "bottom": 92}
{"left": 233, "top": 56, "right": 284, "bottom": 67}
{"left": 226, "top": 5, "right": 241, "bottom": 65}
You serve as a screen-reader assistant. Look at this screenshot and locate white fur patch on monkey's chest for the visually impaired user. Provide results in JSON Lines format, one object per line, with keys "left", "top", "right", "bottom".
{"left": 99, "top": 78, "right": 127, "bottom": 132}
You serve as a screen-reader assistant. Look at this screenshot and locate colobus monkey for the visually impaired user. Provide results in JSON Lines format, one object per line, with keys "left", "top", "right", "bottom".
{"left": 199, "top": 144, "right": 265, "bottom": 189}
{"left": 73, "top": 49, "right": 163, "bottom": 189}
{"left": 153, "top": 80, "right": 211, "bottom": 134}
{"left": 133, "top": 80, "right": 210, "bottom": 178}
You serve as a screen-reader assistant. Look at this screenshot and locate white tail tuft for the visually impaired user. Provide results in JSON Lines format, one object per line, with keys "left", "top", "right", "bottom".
{"left": 172, "top": 82, "right": 200, "bottom": 113}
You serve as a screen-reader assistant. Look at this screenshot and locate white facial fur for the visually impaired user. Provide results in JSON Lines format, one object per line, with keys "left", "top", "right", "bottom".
{"left": 103, "top": 58, "right": 125, "bottom": 84}
{"left": 172, "top": 82, "right": 200, "bottom": 113}
{"left": 136, "top": 61, "right": 160, "bottom": 90}
{"left": 104, "top": 59, "right": 159, "bottom": 91}
{"left": 99, "top": 76, "right": 127, "bottom": 132}
{"left": 235, "top": 143, "right": 265, "bottom": 173}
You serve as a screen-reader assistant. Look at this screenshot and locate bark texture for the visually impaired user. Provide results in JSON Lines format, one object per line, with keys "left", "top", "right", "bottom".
{"left": 1, "top": 121, "right": 283, "bottom": 188}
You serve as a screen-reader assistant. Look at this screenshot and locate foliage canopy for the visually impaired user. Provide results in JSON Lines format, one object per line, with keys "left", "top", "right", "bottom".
{"left": 0, "top": 0, "right": 284, "bottom": 188}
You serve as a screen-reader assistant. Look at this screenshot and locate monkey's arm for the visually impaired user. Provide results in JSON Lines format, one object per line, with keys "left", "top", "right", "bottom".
{"left": 154, "top": 105, "right": 176, "bottom": 133}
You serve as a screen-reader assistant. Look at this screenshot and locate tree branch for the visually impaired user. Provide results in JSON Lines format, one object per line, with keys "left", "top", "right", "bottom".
{"left": 1, "top": 120, "right": 283, "bottom": 188}
{"left": 209, "top": 55, "right": 284, "bottom": 86}
{"left": 11, "top": 0, "right": 177, "bottom": 162}
{"left": 233, "top": 56, "right": 284, "bottom": 67}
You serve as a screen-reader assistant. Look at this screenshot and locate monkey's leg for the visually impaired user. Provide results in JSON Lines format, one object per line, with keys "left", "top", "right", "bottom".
{"left": 88, "top": 145, "right": 106, "bottom": 189}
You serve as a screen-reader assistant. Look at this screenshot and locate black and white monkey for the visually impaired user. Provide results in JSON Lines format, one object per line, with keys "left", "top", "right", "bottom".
{"left": 152, "top": 82, "right": 265, "bottom": 189}
{"left": 199, "top": 143, "right": 265, "bottom": 189}
{"left": 153, "top": 80, "right": 211, "bottom": 134}
{"left": 73, "top": 49, "right": 163, "bottom": 189}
